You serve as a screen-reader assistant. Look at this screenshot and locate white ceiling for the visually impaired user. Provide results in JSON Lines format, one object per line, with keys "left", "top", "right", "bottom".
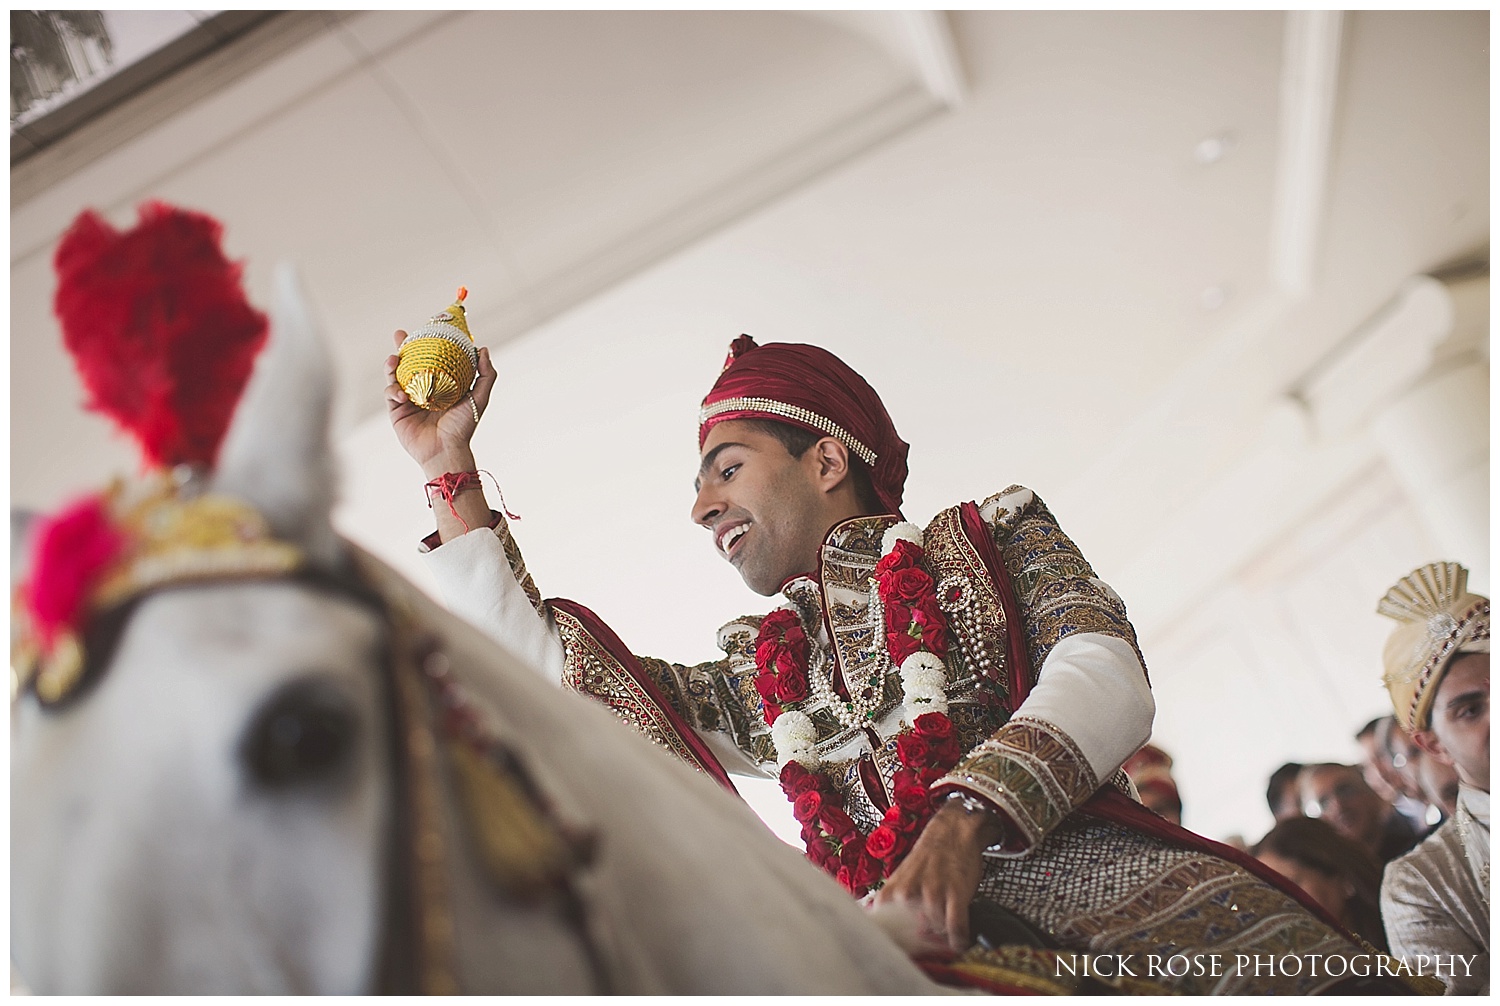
{"left": 10, "top": 11, "right": 1490, "bottom": 842}
{"left": 12, "top": 10, "right": 953, "bottom": 479}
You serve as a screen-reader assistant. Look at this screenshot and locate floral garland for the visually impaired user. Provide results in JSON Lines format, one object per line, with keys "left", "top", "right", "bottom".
{"left": 754, "top": 521, "right": 963, "bottom": 898}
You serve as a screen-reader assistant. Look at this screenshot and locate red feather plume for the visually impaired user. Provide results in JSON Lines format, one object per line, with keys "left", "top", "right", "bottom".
{"left": 52, "top": 201, "right": 268, "bottom": 469}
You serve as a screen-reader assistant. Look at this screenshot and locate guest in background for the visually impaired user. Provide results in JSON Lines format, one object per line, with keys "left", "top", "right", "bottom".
{"left": 1376, "top": 562, "right": 1488, "bottom": 994}
{"left": 1299, "top": 762, "right": 1420, "bottom": 866}
{"left": 1418, "top": 751, "right": 1461, "bottom": 823}
{"left": 1123, "top": 743, "right": 1182, "bottom": 825}
{"left": 1357, "top": 716, "right": 1405, "bottom": 806}
{"left": 1380, "top": 714, "right": 1451, "bottom": 829}
{"left": 1253, "top": 816, "right": 1388, "bottom": 952}
{"left": 1267, "top": 762, "right": 1305, "bottom": 822}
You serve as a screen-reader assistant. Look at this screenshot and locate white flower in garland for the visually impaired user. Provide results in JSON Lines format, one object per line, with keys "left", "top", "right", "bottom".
{"left": 881, "top": 521, "right": 923, "bottom": 556}
{"left": 900, "top": 650, "right": 946, "bottom": 685}
{"left": 899, "top": 651, "right": 949, "bottom": 722}
{"left": 771, "top": 709, "right": 819, "bottom": 768}
{"left": 903, "top": 689, "right": 948, "bottom": 722}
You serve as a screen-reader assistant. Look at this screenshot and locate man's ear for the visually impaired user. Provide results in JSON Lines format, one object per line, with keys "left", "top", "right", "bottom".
{"left": 1410, "top": 727, "right": 1454, "bottom": 767}
{"left": 811, "top": 437, "right": 853, "bottom": 492}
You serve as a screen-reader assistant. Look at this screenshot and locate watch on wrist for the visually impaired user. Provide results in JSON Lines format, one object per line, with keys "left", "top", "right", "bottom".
{"left": 944, "top": 791, "right": 1006, "bottom": 848}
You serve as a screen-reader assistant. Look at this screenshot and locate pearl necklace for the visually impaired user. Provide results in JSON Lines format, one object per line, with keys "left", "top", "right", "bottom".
{"left": 769, "top": 521, "right": 952, "bottom": 765}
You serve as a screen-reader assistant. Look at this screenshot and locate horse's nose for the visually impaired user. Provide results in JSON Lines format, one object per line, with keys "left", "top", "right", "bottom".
{"left": 241, "top": 676, "right": 360, "bottom": 790}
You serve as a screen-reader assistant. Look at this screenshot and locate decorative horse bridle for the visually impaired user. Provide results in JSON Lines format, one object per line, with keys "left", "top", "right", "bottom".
{"left": 13, "top": 474, "right": 606, "bottom": 994}
{"left": 373, "top": 571, "right": 608, "bottom": 994}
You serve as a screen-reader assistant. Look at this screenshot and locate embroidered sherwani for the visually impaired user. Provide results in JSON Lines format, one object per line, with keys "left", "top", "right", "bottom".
{"left": 1381, "top": 785, "right": 1490, "bottom": 994}
{"left": 422, "top": 485, "right": 1411, "bottom": 994}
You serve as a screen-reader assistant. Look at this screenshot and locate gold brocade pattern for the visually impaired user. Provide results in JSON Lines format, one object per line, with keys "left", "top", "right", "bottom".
{"left": 552, "top": 608, "right": 723, "bottom": 779}
{"left": 819, "top": 518, "right": 909, "bottom": 724}
{"left": 974, "top": 815, "right": 1424, "bottom": 994}
{"left": 495, "top": 517, "right": 542, "bottom": 615}
{"left": 716, "top": 617, "right": 779, "bottom": 765}
{"left": 940, "top": 716, "right": 1099, "bottom": 853}
{"left": 635, "top": 654, "right": 770, "bottom": 764}
{"left": 981, "top": 486, "right": 1143, "bottom": 674}
{"left": 814, "top": 517, "right": 937, "bottom": 739}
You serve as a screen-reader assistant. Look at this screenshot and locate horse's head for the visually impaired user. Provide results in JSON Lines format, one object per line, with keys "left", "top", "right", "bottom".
{"left": 12, "top": 265, "right": 395, "bottom": 993}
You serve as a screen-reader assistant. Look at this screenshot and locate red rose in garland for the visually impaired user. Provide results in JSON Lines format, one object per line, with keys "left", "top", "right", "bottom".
{"left": 754, "top": 608, "right": 811, "bottom": 715}
{"left": 893, "top": 783, "right": 931, "bottom": 813}
{"left": 776, "top": 665, "right": 809, "bottom": 704}
{"left": 761, "top": 521, "right": 969, "bottom": 900}
{"left": 886, "top": 566, "right": 934, "bottom": 602}
{"left": 874, "top": 538, "right": 922, "bottom": 575}
{"left": 888, "top": 627, "right": 924, "bottom": 665}
{"left": 897, "top": 732, "right": 931, "bottom": 765}
{"left": 865, "top": 825, "right": 899, "bottom": 861}
{"left": 820, "top": 804, "right": 858, "bottom": 841}
{"left": 792, "top": 789, "right": 823, "bottom": 824}
{"left": 914, "top": 605, "right": 949, "bottom": 657}
{"left": 913, "top": 711, "right": 953, "bottom": 739}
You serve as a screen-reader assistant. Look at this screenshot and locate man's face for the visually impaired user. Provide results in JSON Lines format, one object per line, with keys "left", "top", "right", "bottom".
{"left": 1415, "top": 652, "right": 1490, "bottom": 793}
{"left": 1299, "top": 765, "right": 1388, "bottom": 850}
{"left": 691, "top": 420, "right": 836, "bottom": 596}
{"left": 1271, "top": 784, "right": 1303, "bottom": 822}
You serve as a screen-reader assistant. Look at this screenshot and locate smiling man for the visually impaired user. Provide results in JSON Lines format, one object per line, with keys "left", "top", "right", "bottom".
{"left": 388, "top": 333, "right": 1424, "bottom": 993}
{"left": 1376, "top": 562, "right": 1490, "bottom": 993}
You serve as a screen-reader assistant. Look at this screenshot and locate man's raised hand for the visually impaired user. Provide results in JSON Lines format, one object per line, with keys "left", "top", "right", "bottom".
{"left": 385, "top": 329, "right": 496, "bottom": 479}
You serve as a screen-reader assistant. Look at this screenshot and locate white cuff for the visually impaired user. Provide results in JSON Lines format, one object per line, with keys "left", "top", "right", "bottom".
{"left": 421, "top": 526, "right": 565, "bottom": 684}
{"left": 1012, "top": 632, "right": 1154, "bottom": 782}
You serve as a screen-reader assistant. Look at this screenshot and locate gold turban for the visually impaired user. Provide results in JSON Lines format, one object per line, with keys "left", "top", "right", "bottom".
{"left": 1378, "top": 561, "right": 1490, "bottom": 732}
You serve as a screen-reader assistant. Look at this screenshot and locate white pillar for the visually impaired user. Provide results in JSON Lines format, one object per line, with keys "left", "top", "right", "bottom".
{"left": 1370, "top": 359, "right": 1490, "bottom": 592}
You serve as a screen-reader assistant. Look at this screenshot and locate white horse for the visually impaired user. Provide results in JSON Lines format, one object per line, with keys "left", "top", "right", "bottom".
{"left": 11, "top": 269, "right": 950, "bottom": 995}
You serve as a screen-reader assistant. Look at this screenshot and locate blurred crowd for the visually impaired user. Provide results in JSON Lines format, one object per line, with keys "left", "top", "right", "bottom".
{"left": 1124, "top": 562, "right": 1489, "bottom": 993}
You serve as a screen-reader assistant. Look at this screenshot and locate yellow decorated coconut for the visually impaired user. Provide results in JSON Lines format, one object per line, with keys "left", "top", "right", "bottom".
{"left": 396, "top": 287, "right": 479, "bottom": 411}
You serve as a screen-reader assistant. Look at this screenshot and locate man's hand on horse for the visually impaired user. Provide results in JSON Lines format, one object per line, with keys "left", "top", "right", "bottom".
{"left": 867, "top": 798, "right": 1004, "bottom": 955}
{"left": 385, "top": 329, "right": 496, "bottom": 479}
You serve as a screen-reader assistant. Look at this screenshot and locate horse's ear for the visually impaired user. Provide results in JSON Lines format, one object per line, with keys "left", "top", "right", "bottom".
{"left": 212, "top": 263, "right": 341, "bottom": 567}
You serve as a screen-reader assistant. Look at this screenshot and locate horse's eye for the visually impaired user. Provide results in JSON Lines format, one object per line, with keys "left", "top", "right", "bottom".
{"left": 241, "top": 678, "right": 358, "bottom": 789}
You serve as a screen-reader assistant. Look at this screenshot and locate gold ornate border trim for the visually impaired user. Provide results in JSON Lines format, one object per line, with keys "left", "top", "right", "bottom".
{"left": 552, "top": 606, "right": 731, "bottom": 785}
{"left": 934, "top": 715, "right": 1098, "bottom": 853}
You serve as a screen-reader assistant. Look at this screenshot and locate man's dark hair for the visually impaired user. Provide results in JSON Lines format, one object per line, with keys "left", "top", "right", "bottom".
{"left": 740, "top": 418, "right": 884, "bottom": 514}
{"left": 1250, "top": 816, "right": 1388, "bottom": 951}
{"left": 1356, "top": 717, "right": 1385, "bottom": 742}
{"left": 1267, "top": 762, "right": 1304, "bottom": 815}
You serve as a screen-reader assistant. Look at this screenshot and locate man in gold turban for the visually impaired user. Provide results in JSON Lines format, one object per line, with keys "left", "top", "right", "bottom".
{"left": 1376, "top": 561, "right": 1489, "bottom": 993}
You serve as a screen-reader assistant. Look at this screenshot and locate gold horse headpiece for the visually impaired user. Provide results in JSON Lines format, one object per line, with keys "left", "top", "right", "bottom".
{"left": 14, "top": 470, "right": 304, "bottom": 705}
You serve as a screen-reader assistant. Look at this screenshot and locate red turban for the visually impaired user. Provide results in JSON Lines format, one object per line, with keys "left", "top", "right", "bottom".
{"left": 698, "top": 335, "right": 910, "bottom": 514}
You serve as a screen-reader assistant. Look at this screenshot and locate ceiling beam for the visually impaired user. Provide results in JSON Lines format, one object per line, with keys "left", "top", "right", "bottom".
{"left": 892, "top": 11, "right": 967, "bottom": 109}
{"left": 1268, "top": 10, "right": 1344, "bottom": 297}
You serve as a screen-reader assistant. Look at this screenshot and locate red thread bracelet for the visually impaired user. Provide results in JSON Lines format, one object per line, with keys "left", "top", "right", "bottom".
{"left": 425, "top": 471, "right": 482, "bottom": 534}
{"left": 424, "top": 470, "right": 521, "bottom": 535}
